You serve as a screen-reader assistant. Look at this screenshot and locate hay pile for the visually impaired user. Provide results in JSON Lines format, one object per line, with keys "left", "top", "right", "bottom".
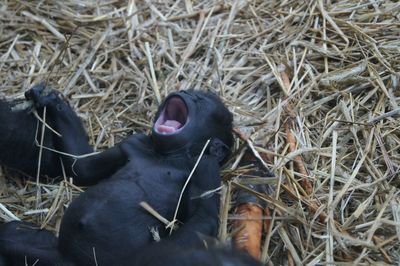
{"left": 0, "top": 0, "right": 399, "bottom": 264}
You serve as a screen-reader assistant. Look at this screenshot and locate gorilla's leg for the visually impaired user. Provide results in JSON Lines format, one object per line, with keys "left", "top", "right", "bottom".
{"left": 0, "top": 254, "right": 10, "bottom": 266}
{"left": 0, "top": 221, "right": 70, "bottom": 266}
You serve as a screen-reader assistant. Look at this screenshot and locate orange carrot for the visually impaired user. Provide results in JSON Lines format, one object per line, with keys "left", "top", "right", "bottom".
{"left": 284, "top": 119, "right": 313, "bottom": 195}
{"left": 234, "top": 203, "right": 263, "bottom": 260}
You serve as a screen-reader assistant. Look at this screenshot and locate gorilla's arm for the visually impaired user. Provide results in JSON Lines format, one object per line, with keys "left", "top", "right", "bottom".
{"left": 26, "top": 85, "right": 129, "bottom": 186}
{"left": 64, "top": 145, "right": 127, "bottom": 186}
{"left": 0, "top": 99, "right": 56, "bottom": 178}
{"left": 0, "top": 84, "right": 128, "bottom": 186}
{"left": 169, "top": 156, "right": 221, "bottom": 245}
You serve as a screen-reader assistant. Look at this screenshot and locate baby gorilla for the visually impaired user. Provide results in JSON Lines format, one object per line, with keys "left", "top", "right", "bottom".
{"left": 0, "top": 84, "right": 234, "bottom": 265}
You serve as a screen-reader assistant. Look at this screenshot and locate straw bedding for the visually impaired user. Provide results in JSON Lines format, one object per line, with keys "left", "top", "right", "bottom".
{"left": 0, "top": 1, "right": 399, "bottom": 264}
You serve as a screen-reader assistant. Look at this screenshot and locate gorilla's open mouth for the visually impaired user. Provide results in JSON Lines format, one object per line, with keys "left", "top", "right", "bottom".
{"left": 154, "top": 96, "right": 188, "bottom": 134}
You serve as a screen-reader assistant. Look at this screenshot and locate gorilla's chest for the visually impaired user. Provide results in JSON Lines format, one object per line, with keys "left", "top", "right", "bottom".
{"left": 59, "top": 154, "right": 192, "bottom": 259}
{"left": 121, "top": 156, "right": 190, "bottom": 204}
{"left": 65, "top": 156, "right": 190, "bottom": 223}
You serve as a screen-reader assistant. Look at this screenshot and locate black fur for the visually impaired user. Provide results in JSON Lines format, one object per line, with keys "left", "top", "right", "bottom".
{"left": 0, "top": 85, "right": 258, "bottom": 266}
{"left": 132, "top": 242, "right": 261, "bottom": 266}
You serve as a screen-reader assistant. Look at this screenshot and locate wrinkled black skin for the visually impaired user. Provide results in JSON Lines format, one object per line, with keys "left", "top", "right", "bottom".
{"left": 0, "top": 84, "right": 237, "bottom": 265}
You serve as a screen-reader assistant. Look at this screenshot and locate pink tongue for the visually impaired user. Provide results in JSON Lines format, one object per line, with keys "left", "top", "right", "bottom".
{"left": 157, "top": 120, "right": 182, "bottom": 133}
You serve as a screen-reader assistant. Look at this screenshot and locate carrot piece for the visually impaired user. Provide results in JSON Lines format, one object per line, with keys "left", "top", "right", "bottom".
{"left": 284, "top": 119, "right": 313, "bottom": 195}
{"left": 234, "top": 203, "right": 263, "bottom": 260}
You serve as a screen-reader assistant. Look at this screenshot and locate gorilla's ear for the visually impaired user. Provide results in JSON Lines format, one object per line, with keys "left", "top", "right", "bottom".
{"left": 209, "top": 138, "right": 230, "bottom": 163}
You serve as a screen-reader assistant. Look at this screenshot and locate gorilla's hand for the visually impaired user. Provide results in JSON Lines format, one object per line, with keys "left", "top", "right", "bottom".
{"left": 25, "top": 82, "right": 63, "bottom": 110}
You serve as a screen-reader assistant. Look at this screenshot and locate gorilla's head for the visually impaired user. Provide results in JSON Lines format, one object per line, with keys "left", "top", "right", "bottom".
{"left": 152, "top": 90, "right": 233, "bottom": 163}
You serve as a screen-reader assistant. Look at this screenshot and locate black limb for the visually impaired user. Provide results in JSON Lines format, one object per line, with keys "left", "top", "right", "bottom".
{"left": 0, "top": 221, "right": 71, "bottom": 266}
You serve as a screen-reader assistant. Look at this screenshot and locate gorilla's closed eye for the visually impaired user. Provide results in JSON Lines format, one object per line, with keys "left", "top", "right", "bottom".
{"left": 154, "top": 96, "right": 188, "bottom": 134}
